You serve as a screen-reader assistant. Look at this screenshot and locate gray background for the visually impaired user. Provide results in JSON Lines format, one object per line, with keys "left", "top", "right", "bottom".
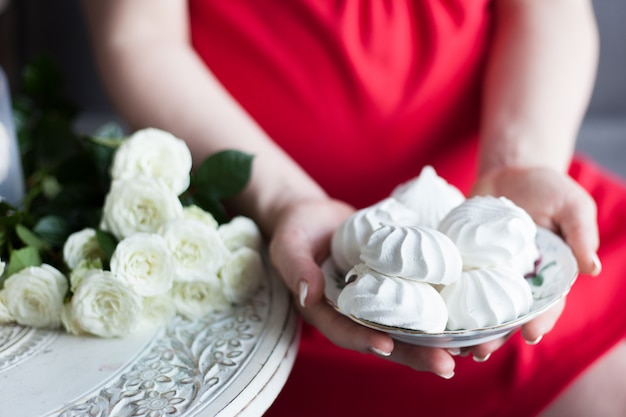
{"left": 2, "top": 0, "right": 625, "bottom": 178}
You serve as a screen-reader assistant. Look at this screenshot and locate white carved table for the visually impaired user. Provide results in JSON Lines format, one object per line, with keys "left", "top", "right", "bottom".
{"left": 0, "top": 268, "right": 300, "bottom": 417}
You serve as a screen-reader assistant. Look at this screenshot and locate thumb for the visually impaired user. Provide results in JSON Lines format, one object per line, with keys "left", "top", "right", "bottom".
{"left": 557, "top": 191, "right": 601, "bottom": 276}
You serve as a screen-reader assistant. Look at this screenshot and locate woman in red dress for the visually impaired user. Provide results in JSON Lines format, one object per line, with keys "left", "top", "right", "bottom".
{"left": 82, "top": 1, "right": 626, "bottom": 415}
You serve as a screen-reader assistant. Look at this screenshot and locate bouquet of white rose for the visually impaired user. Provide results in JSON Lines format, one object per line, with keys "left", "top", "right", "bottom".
{"left": 0, "top": 58, "right": 266, "bottom": 338}
{"left": 0, "top": 127, "right": 266, "bottom": 337}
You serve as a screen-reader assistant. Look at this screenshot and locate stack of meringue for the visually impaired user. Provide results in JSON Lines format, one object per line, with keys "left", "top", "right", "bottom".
{"left": 332, "top": 166, "right": 538, "bottom": 332}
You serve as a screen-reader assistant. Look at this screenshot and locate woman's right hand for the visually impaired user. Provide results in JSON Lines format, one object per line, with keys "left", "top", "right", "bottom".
{"left": 268, "top": 197, "right": 459, "bottom": 379}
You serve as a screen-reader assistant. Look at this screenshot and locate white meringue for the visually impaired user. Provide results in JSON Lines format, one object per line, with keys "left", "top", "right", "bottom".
{"left": 391, "top": 166, "right": 465, "bottom": 229}
{"left": 338, "top": 265, "right": 448, "bottom": 332}
{"left": 331, "top": 198, "right": 422, "bottom": 274}
{"left": 440, "top": 266, "right": 533, "bottom": 330}
{"left": 437, "top": 196, "right": 539, "bottom": 274}
{"left": 359, "top": 224, "right": 462, "bottom": 285}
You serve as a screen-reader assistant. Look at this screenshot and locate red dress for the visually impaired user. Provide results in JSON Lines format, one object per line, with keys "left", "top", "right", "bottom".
{"left": 189, "top": 1, "right": 626, "bottom": 416}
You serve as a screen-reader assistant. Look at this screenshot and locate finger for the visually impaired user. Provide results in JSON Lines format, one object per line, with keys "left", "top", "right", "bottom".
{"left": 301, "top": 300, "right": 457, "bottom": 378}
{"left": 269, "top": 201, "right": 354, "bottom": 306}
{"left": 298, "top": 296, "right": 395, "bottom": 355}
{"left": 270, "top": 227, "right": 328, "bottom": 306}
{"left": 464, "top": 334, "right": 511, "bottom": 362}
{"left": 557, "top": 190, "right": 601, "bottom": 276}
{"left": 521, "top": 297, "right": 566, "bottom": 343}
{"left": 388, "top": 342, "right": 456, "bottom": 378}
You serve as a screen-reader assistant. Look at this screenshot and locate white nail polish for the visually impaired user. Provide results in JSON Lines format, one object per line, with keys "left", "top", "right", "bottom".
{"left": 591, "top": 253, "right": 602, "bottom": 276}
{"left": 369, "top": 347, "right": 392, "bottom": 357}
{"left": 473, "top": 353, "right": 491, "bottom": 363}
{"left": 446, "top": 348, "right": 461, "bottom": 356}
{"left": 298, "top": 280, "right": 308, "bottom": 308}
{"left": 437, "top": 371, "right": 455, "bottom": 380}
{"left": 525, "top": 335, "right": 543, "bottom": 345}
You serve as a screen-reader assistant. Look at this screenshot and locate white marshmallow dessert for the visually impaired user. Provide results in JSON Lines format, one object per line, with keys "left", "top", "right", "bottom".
{"left": 359, "top": 224, "right": 462, "bottom": 285}
{"left": 338, "top": 265, "right": 448, "bottom": 332}
{"left": 440, "top": 266, "right": 533, "bottom": 330}
{"left": 437, "top": 196, "right": 539, "bottom": 274}
{"left": 331, "top": 197, "right": 422, "bottom": 274}
{"left": 391, "top": 165, "right": 465, "bottom": 229}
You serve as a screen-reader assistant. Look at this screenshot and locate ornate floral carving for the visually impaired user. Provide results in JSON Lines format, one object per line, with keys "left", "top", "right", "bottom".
{"left": 55, "top": 286, "right": 270, "bottom": 417}
{"left": 0, "top": 323, "right": 58, "bottom": 372}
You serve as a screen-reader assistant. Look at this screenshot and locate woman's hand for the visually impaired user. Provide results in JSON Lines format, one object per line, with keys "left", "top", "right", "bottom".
{"left": 268, "top": 197, "right": 458, "bottom": 378}
{"left": 470, "top": 166, "right": 601, "bottom": 346}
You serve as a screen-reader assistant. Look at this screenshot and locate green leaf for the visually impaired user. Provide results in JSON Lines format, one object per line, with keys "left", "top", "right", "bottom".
{"left": 20, "top": 181, "right": 43, "bottom": 213}
{"left": 82, "top": 135, "right": 122, "bottom": 184}
{"left": 33, "top": 216, "right": 69, "bottom": 248}
{"left": 85, "top": 134, "right": 126, "bottom": 148}
{"left": 96, "top": 229, "right": 118, "bottom": 260}
{"left": 15, "top": 224, "right": 49, "bottom": 250}
{"left": 6, "top": 246, "right": 41, "bottom": 276}
{"left": 194, "top": 150, "right": 254, "bottom": 200}
{"left": 189, "top": 193, "right": 229, "bottom": 224}
{"left": 0, "top": 200, "right": 18, "bottom": 216}
{"left": 0, "top": 210, "right": 24, "bottom": 227}
{"left": 12, "top": 100, "right": 34, "bottom": 153}
{"left": 0, "top": 227, "right": 7, "bottom": 250}
{"left": 92, "top": 122, "right": 126, "bottom": 140}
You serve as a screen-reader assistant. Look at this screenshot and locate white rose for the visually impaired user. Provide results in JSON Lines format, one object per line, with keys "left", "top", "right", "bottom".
{"left": 219, "top": 247, "right": 265, "bottom": 304}
{"left": 60, "top": 303, "right": 83, "bottom": 335}
{"left": 140, "top": 294, "right": 176, "bottom": 330}
{"left": 71, "top": 269, "right": 143, "bottom": 338}
{"left": 3, "top": 264, "right": 68, "bottom": 328}
{"left": 170, "top": 279, "right": 229, "bottom": 319}
{"left": 0, "top": 290, "right": 14, "bottom": 324}
{"left": 218, "top": 216, "right": 264, "bottom": 252}
{"left": 159, "top": 218, "right": 231, "bottom": 282}
{"left": 63, "top": 228, "right": 106, "bottom": 269}
{"left": 111, "top": 128, "right": 192, "bottom": 196}
{"left": 110, "top": 233, "right": 175, "bottom": 297}
{"left": 182, "top": 205, "right": 219, "bottom": 229}
{"left": 101, "top": 176, "right": 183, "bottom": 240}
{"left": 68, "top": 258, "right": 103, "bottom": 292}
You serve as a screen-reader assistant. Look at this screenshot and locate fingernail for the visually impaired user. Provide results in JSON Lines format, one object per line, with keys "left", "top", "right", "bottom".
{"left": 473, "top": 353, "right": 491, "bottom": 363}
{"left": 437, "top": 371, "right": 455, "bottom": 380}
{"left": 369, "top": 347, "right": 392, "bottom": 357}
{"left": 525, "top": 335, "right": 543, "bottom": 345}
{"left": 591, "top": 253, "right": 602, "bottom": 276}
{"left": 446, "top": 348, "right": 461, "bottom": 356}
{"left": 298, "top": 280, "right": 308, "bottom": 308}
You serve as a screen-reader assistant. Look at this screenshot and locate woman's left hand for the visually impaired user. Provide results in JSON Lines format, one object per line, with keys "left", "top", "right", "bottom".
{"left": 462, "top": 166, "right": 601, "bottom": 358}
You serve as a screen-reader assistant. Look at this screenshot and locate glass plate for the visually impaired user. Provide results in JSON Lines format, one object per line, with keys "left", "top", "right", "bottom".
{"left": 323, "top": 227, "right": 578, "bottom": 348}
